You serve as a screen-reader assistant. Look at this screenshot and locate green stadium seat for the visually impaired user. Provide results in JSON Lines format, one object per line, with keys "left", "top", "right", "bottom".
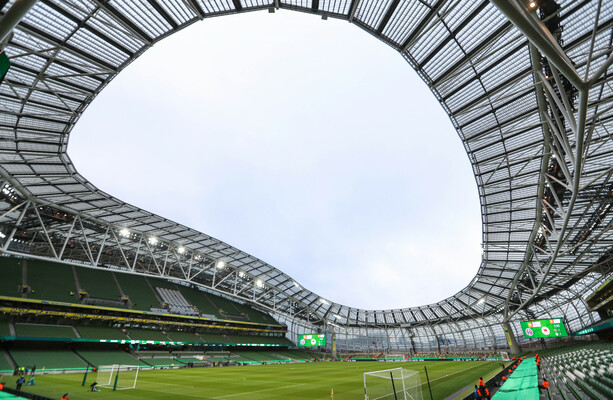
{"left": 26, "top": 260, "right": 77, "bottom": 303}
{"left": 0, "top": 257, "right": 23, "bottom": 298}
{"left": 76, "top": 325, "right": 130, "bottom": 340}
{"left": 75, "top": 267, "right": 122, "bottom": 301}
{"left": 113, "top": 272, "right": 161, "bottom": 311}
{"left": 10, "top": 349, "right": 86, "bottom": 370}
{"left": 14, "top": 323, "right": 76, "bottom": 339}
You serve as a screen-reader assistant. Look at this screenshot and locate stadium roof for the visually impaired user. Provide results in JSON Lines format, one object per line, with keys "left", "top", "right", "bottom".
{"left": 0, "top": 0, "right": 612, "bottom": 335}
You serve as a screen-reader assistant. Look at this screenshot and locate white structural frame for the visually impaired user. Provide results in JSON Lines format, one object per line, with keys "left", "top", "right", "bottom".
{"left": 0, "top": 0, "right": 611, "bottom": 351}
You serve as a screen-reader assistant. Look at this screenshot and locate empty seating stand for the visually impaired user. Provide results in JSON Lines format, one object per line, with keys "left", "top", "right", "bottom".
{"left": 26, "top": 260, "right": 76, "bottom": 303}
{"left": 541, "top": 342, "right": 613, "bottom": 400}
{"left": 0, "top": 256, "right": 24, "bottom": 298}
{"left": 14, "top": 323, "right": 77, "bottom": 339}
{"left": 155, "top": 287, "right": 199, "bottom": 316}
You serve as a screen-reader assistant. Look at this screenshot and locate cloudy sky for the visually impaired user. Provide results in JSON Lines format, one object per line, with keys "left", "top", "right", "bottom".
{"left": 68, "top": 10, "right": 482, "bottom": 310}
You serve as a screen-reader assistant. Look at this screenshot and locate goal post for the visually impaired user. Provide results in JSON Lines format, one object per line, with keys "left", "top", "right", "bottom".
{"left": 96, "top": 364, "right": 140, "bottom": 390}
{"left": 364, "top": 367, "right": 423, "bottom": 400}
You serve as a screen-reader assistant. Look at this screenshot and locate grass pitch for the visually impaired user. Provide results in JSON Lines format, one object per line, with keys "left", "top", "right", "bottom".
{"left": 8, "top": 361, "right": 501, "bottom": 399}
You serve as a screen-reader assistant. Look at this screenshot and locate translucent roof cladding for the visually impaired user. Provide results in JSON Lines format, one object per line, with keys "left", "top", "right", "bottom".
{"left": 0, "top": 0, "right": 611, "bottom": 332}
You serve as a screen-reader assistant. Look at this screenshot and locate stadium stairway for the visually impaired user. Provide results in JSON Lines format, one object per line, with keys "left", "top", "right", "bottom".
{"left": 492, "top": 358, "right": 539, "bottom": 400}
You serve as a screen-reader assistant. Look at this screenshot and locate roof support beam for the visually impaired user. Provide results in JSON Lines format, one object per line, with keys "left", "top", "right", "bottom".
{"left": 0, "top": 0, "right": 38, "bottom": 44}
{"left": 489, "top": 0, "right": 585, "bottom": 91}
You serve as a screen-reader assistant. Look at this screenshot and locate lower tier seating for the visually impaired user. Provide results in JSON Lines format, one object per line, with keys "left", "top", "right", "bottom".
{"left": 10, "top": 349, "right": 86, "bottom": 370}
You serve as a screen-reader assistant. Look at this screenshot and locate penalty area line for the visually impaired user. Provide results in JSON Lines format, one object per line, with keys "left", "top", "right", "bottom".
{"left": 408, "top": 361, "right": 495, "bottom": 389}
{"left": 213, "top": 383, "right": 307, "bottom": 398}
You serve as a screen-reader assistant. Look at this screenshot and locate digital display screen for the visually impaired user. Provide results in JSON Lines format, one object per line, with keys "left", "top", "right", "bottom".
{"left": 298, "top": 333, "right": 326, "bottom": 347}
{"left": 520, "top": 318, "right": 568, "bottom": 338}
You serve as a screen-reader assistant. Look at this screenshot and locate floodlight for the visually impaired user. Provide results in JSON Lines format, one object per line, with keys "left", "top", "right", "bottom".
{"left": 178, "top": 247, "right": 185, "bottom": 254}
{"left": 148, "top": 237, "right": 158, "bottom": 245}
{"left": 120, "top": 228, "right": 130, "bottom": 237}
{"left": 256, "top": 279, "right": 264, "bottom": 288}
{"left": 216, "top": 260, "right": 225, "bottom": 269}
{"left": 238, "top": 271, "right": 245, "bottom": 278}
{"left": 529, "top": 1, "right": 537, "bottom": 8}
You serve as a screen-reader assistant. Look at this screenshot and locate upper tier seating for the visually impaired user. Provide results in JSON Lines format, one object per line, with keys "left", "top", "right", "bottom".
{"left": 0, "top": 320, "right": 11, "bottom": 337}
{"left": 25, "top": 259, "right": 76, "bottom": 303}
{"left": 155, "top": 287, "right": 198, "bottom": 316}
{"left": 75, "top": 267, "right": 122, "bottom": 301}
{"left": 0, "top": 256, "right": 23, "bottom": 298}
{"left": 14, "top": 323, "right": 77, "bottom": 339}
{"left": 175, "top": 285, "right": 221, "bottom": 318}
{"left": 126, "top": 328, "right": 169, "bottom": 341}
{"left": 76, "top": 325, "right": 130, "bottom": 340}
{"left": 113, "top": 273, "right": 160, "bottom": 311}
{"left": 0, "top": 256, "right": 279, "bottom": 326}
{"left": 165, "top": 330, "right": 203, "bottom": 342}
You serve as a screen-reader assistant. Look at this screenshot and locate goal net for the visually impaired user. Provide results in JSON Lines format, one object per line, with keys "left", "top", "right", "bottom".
{"left": 96, "top": 364, "right": 140, "bottom": 390}
{"left": 364, "top": 367, "right": 423, "bottom": 400}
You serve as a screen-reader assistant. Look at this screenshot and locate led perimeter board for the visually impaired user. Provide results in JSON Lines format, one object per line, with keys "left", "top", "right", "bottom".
{"left": 520, "top": 318, "right": 568, "bottom": 339}
{"left": 298, "top": 333, "right": 326, "bottom": 347}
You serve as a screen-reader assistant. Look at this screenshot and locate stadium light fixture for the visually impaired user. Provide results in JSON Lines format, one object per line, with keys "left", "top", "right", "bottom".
{"left": 178, "top": 247, "right": 185, "bottom": 254}
{"left": 148, "top": 237, "right": 158, "bottom": 245}
{"left": 238, "top": 271, "right": 245, "bottom": 278}
{"left": 256, "top": 279, "right": 264, "bottom": 288}
{"left": 216, "top": 260, "right": 225, "bottom": 269}
{"left": 528, "top": 1, "right": 537, "bottom": 9}
{"left": 120, "top": 228, "right": 130, "bottom": 237}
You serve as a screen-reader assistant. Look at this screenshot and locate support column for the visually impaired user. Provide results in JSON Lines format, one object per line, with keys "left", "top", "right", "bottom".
{"left": 331, "top": 333, "right": 337, "bottom": 358}
{"left": 0, "top": 0, "right": 38, "bottom": 44}
{"left": 503, "top": 322, "right": 520, "bottom": 354}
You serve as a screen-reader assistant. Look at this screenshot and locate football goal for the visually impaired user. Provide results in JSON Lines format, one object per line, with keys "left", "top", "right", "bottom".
{"left": 96, "top": 364, "right": 140, "bottom": 390}
{"left": 364, "top": 367, "right": 423, "bottom": 400}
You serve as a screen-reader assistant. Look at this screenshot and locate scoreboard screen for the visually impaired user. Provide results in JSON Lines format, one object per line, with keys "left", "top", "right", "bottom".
{"left": 520, "top": 318, "right": 568, "bottom": 339}
{"left": 298, "top": 333, "right": 326, "bottom": 347}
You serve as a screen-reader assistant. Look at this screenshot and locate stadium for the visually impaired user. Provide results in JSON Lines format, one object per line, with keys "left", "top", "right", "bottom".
{"left": 0, "top": 0, "right": 612, "bottom": 399}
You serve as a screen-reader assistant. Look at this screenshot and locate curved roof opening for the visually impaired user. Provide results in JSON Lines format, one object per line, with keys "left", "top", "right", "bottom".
{"left": 68, "top": 11, "right": 481, "bottom": 310}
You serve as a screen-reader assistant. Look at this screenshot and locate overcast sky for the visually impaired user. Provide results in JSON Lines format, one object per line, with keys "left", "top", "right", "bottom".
{"left": 68, "top": 11, "right": 482, "bottom": 310}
